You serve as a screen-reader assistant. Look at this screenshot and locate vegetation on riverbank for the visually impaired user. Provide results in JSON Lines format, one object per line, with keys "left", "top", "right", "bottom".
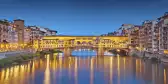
{"left": 50, "top": 49, "right": 63, "bottom": 53}
{"left": 108, "top": 50, "right": 117, "bottom": 55}
{"left": 0, "top": 52, "right": 40, "bottom": 68}
{"left": 0, "top": 49, "right": 63, "bottom": 68}
{"left": 39, "top": 49, "right": 63, "bottom": 55}
{"left": 132, "top": 53, "right": 138, "bottom": 57}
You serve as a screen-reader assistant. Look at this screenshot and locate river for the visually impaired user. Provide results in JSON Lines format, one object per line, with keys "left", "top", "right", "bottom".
{"left": 0, "top": 53, "right": 168, "bottom": 84}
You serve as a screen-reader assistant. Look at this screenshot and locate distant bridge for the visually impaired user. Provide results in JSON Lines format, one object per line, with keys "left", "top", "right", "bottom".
{"left": 33, "top": 35, "right": 129, "bottom": 56}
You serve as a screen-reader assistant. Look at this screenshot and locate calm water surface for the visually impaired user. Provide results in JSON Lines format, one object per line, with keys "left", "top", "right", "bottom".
{"left": 0, "top": 54, "right": 168, "bottom": 84}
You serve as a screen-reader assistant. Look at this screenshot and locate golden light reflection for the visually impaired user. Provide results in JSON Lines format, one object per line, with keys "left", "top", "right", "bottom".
{"left": 0, "top": 55, "right": 168, "bottom": 84}
{"left": 44, "top": 54, "right": 50, "bottom": 84}
{"left": 20, "top": 65, "right": 25, "bottom": 84}
{"left": 109, "top": 57, "right": 113, "bottom": 84}
{"left": 164, "top": 69, "right": 167, "bottom": 84}
{"left": 1, "top": 69, "right": 5, "bottom": 82}
{"left": 90, "top": 58, "right": 94, "bottom": 84}
{"left": 68, "top": 57, "right": 72, "bottom": 80}
{"left": 31, "top": 60, "right": 35, "bottom": 84}
{"left": 59, "top": 57, "right": 63, "bottom": 76}
{"left": 117, "top": 55, "right": 120, "bottom": 84}
{"left": 0, "top": 60, "right": 38, "bottom": 84}
{"left": 124, "top": 57, "right": 126, "bottom": 81}
{"left": 140, "top": 60, "right": 142, "bottom": 73}
{"left": 74, "top": 57, "right": 78, "bottom": 84}
{"left": 136, "top": 59, "right": 138, "bottom": 78}
{"left": 5, "top": 68, "right": 9, "bottom": 80}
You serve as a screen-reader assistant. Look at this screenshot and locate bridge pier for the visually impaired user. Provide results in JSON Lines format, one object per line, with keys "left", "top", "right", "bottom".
{"left": 64, "top": 48, "right": 71, "bottom": 57}
{"left": 97, "top": 47, "right": 104, "bottom": 57}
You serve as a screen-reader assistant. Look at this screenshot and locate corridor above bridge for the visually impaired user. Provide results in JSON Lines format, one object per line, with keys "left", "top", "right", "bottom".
{"left": 33, "top": 35, "right": 129, "bottom": 50}
{"left": 33, "top": 35, "right": 128, "bottom": 56}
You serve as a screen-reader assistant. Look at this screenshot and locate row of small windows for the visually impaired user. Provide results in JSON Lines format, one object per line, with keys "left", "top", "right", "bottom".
{"left": 43, "top": 41, "right": 125, "bottom": 44}
{"left": 40, "top": 45, "right": 126, "bottom": 48}
{"left": 41, "top": 42, "right": 126, "bottom": 45}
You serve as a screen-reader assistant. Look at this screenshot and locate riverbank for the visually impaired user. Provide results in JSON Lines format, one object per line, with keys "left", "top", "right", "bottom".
{"left": 129, "top": 49, "right": 168, "bottom": 63}
{"left": 39, "top": 49, "right": 63, "bottom": 54}
{"left": 0, "top": 49, "right": 63, "bottom": 68}
{"left": 0, "top": 52, "right": 40, "bottom": 68}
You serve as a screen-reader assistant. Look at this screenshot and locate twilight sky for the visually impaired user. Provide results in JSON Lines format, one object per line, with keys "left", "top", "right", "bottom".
{"left": 0, "top": 0, "right": 167, "bottom": 35}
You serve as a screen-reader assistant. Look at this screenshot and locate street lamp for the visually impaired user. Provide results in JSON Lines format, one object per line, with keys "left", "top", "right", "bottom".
{"left": 117, "top": 49, "right": 120, "bottom": 52}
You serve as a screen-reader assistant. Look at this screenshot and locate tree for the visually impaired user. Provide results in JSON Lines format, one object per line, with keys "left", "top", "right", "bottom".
{"left": 0, "top": 19, "right": 10, "bottom": 26}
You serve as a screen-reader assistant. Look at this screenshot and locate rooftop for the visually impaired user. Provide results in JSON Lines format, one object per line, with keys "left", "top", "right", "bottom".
{"left": 158, "top": 12, "right": 168, "bottom": 20}
{"left": 49, "top": 30, "right": 57, "bottom": 32}
{"left": 14, "top": 19, "right": 24, "bottom": 22}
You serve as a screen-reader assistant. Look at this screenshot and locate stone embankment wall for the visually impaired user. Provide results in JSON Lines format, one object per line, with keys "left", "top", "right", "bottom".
{"left": 129, "top": 49, "right": 168, "bottom": 63}
{"left": 0, "top": 51, "right": 33, "bottom": 59}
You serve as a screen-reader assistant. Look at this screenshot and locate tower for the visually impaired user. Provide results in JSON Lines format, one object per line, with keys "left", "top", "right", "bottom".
{"left": 14, "top": 19, "right": 24, "bottom": 44}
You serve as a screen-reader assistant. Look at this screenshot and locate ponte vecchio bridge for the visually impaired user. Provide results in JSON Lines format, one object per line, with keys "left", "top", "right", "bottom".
{"left": 33, "top": 35, "right": 129, "bottom": 56}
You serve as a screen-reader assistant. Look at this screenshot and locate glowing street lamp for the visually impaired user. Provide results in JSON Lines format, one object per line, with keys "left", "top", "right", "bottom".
{"left": 117, "top": 49, "right": 120, "bottom": 52}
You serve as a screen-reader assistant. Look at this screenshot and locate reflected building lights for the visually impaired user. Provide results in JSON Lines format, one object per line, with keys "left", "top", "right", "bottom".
{"left": 109, "top": 57, "right": 113, "bottom": 84}
{"left": 31, "top": 60, "right": 35, "bottom": 84}
{"left": 20, "top": 65, "right": 25, "bottom": 84}
{"left": 164, "top": 69, "right": 167, "bottom": 84}
{"left": 9, "top": 67, "right": 13, "bottom": 78}
{"left": 90, "top": 58, "right": 94, "bottom": 84}
{"left": 44, "top": 54, "right": 50, "bottom": 84}
{"left": 68, "top": 57, "right": 72, "bottom": 80}
{"left": 117, "top": 54, "right": 120, "bottom": 84}
{"left": 136, "top": 59, "right": 138, "bottom": 78}
{"left": 74, "top": 58, "right": 78, "bottom": 84}
{"left": 124, "top": 57, "right": 126, "bottom": 81}
{"left": 5, "top": 68, "right": 9, "bottom": 81}
{"left": 1, "top": 69, "right": 5, "bottom": 82}
{"left": 59, "top": 57, "right": 63, "bottom": 75}
{"left": 0, "top": 54, "right": 168, "bottom": 84}
{"left": 140, "top": 60, "right": 142, "bottom": 73}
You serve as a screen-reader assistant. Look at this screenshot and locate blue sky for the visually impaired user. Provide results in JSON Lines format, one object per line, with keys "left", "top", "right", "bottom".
{"left": 0, "top": 0, "right": 167, "bottom": 35}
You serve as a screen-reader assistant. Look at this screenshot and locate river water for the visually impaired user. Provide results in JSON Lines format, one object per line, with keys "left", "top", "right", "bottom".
{"left": 0, "top": 53, "right": 168, "bottom": 84}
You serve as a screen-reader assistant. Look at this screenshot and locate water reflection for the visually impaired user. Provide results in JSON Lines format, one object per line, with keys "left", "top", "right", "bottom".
{"left": 44, "top": 54, "right": 50, "bottom": 84}
{"left": 0, "top": 55, "right": 168, "bottom": 84}
{"left": 72, "top": 49, "right": 97, "bottom": 56}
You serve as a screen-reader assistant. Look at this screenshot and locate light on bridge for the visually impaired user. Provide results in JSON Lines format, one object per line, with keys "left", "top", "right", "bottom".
{"left": 117, "top": 49, "right": 120, "bottom": 52}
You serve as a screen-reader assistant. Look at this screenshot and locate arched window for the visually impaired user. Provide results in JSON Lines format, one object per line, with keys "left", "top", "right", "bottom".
{"left": 77, "top": 41, "right": 80, "bottom": 45}
{"left": 82, "top": 41, "right": 86, "bottom": 45}
{"left": 88, "top": 41, "right": 92, "bottom": 45}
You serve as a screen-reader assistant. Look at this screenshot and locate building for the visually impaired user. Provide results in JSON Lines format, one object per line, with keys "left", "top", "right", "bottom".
{"left": 140, "top": 20, "right": 158, "bottom": 53}
{"left": 14, "top": 19, "right": 25, "bottom": 44}
{"left": 158, "top": 12, "right": 168, "bottom": 54}
{"left": 0, "top": 20, "right": 19, "bottom": 51}
{"left": 28, "top": 26, "right": 40, "bottom": 44}
{"left": 7, "top": 23, "right": 18, "bottom": 43}
{"left": 139, "top": 23, "right": 146, "bottom": 51}
{"left": 127, "top": 25, "right": 141, "bottom": 48}
{"left": 24, "top": 27, "right": 32, "bottom": 44}
{"left": 44, "top": 28, "right": 57, "bottom": 36}
{"left": 0, "top": 19, "right": 58, "bottom": 51}
{"left": 28, "top": 26, "right": 47, "bottom": 45}
{"left": 121, "top": 24, "right": 134, "bottom": 36}
{"left": 0, "top": 20, "right": 9, "bottom": 43}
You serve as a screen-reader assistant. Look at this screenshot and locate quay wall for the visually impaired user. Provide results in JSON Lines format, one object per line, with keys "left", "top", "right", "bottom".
{"left": 129, "top": 49, "right": 168, "bottom": 63}
{"left": 0, "top": 51, "right": 34, "bottom": 59}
